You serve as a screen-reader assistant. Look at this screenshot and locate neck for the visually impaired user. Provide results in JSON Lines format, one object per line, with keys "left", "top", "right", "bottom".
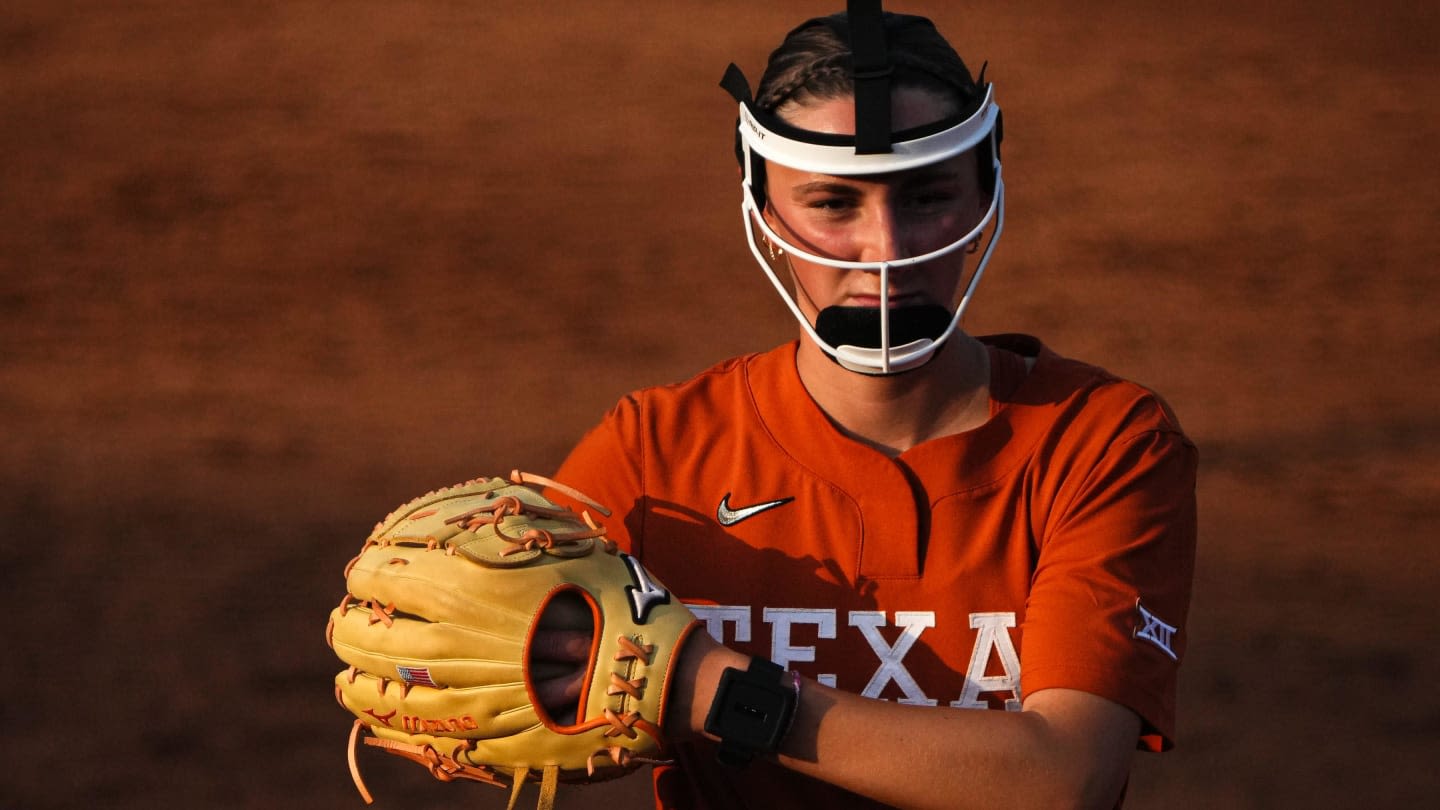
{"left": 795, "top": 331, "right": 992, "bottom": 457}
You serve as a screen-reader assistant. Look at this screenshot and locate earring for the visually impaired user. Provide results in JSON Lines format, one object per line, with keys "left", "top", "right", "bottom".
{"left": 764, "top": 237, "right": 784, "bottom": 261}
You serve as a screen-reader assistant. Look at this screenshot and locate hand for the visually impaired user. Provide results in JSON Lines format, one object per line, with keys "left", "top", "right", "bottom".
{"left": 531, "top": 591, "right": 594, "bottom": 725}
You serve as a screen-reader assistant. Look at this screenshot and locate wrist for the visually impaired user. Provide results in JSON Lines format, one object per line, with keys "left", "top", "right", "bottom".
{"left": 704, "top": 658, "right": 801, "bottom": 767}
{"left": 664, "top": 629, "right": 749, "bottom": 741}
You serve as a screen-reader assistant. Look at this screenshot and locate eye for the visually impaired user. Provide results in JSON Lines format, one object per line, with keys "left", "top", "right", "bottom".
{"left": 789, "top": 182, "right": 863, "bottom": 218}
{"left": 912, "top": 191, "right": 957, "bottom": 207}
{"left": 902, "top": 183, "right": 964, "bottom": 211}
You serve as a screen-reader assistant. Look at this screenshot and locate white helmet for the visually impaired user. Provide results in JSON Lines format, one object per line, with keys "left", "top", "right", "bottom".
{"left": 721, "top": 1, "right": 1004, "bottom": 375}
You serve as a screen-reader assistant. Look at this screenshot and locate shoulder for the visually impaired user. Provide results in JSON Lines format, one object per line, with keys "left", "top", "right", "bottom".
{"left": 984, "top": 333, "right": 1192, "bottom": 447}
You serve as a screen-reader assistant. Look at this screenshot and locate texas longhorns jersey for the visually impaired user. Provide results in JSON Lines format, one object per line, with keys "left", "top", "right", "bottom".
{"left": 553, "top": 334, "right": 1197, "bottom": 809}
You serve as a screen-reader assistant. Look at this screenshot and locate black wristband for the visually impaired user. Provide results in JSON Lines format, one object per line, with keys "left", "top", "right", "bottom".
{"left": 703, "top": 657, "right": 799, "bottom": 768}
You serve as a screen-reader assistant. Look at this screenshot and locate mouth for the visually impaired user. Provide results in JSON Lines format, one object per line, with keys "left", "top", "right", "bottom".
{"left": 845, "top": 292, "right": 926, "bottom": 308}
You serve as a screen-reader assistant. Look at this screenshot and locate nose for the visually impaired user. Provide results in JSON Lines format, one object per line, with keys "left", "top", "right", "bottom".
{"left": 854, "top": 202, "right": 910, "bottom": 265}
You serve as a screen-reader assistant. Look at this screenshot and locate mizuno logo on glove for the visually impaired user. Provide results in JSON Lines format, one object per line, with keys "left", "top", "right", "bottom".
{"left": 621, "top": 553, "right": 672, "bottom": 624}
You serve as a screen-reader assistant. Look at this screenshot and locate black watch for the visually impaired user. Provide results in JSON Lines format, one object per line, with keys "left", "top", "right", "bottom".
{"left": 703, "top": 657, "right": 799, "bottom": 768}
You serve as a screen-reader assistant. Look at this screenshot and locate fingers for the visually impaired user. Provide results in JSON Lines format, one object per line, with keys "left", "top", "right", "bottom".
{"left": 531, "top": 591, "right": 595, "bottom": 725}
{"left": 533, "top": 666, "right": 584, "bottom": 726}
{"left": 534, "top": 669, "right": 583, "bottom": 707}
{"left": 536, "top": 591, "right": 594, "bottom": 630}
{"left": 533, "top": 591, "right": 594, "bottom": 661}
{"left": 529, "top": 659, "right": 579, "bottom": 681}
{"left": 531, "top": 628, "right": 594, "bottom": 662}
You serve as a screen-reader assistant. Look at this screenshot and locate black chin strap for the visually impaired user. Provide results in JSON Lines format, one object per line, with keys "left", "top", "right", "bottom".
{"left": 848, "top": 0, "right": 892, "bottom": 155}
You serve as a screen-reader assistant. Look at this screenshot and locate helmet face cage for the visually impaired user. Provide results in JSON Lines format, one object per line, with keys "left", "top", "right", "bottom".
{"left": 721, "top": 2, "right": 1005, "bottom": 376}
{"left": 740, "top": 155, "right": 1004, "bottom": 376}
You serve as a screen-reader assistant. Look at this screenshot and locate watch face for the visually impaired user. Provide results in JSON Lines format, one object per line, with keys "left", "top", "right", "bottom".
{"left": 721, "top": 682, "right": 780, "bottom": 733}
{"left": 707, "top": 671, "right": 793, "bottom": 750}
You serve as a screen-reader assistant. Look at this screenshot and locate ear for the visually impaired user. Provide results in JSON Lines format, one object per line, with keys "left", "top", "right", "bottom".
{"left": 760, "top": 202, "right": 788, "bottom": 242}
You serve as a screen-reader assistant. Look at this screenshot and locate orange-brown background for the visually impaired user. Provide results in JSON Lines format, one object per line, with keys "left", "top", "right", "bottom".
{"left": 3, "top": 1, "right": 1436, "bottom": 807}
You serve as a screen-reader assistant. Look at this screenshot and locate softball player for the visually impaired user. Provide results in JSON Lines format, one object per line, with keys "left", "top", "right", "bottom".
{"left": 546, "top": 3, "right": 1197, "bottom": 807}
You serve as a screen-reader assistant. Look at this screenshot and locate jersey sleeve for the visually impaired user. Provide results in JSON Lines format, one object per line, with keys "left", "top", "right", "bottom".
{"left": 1019, "top": 398, "right": 1198, "bottom": 752}
{"left": 551, "top": 394, "right": 647, "bottom": 556}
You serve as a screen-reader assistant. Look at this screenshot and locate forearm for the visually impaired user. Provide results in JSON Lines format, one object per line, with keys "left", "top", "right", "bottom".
{"left": 666, "top": 632, "right": 1137, "bottom": 810}
{"left": 779, "top": 678, "right": 1130, "bottom": 809}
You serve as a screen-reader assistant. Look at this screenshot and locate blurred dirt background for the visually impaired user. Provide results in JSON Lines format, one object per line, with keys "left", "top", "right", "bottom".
{"left": 3, "top": 1, "right": 1437, "bottom": 807}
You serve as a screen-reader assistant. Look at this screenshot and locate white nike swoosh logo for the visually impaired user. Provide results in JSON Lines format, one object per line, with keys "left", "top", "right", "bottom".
{"left": 716, "top": 494, "right": 794, "bottom": 526}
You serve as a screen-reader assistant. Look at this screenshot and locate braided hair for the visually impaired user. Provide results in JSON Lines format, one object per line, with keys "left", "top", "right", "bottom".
{"left": 755, "top": 12, "right": 984, "bottom": 121}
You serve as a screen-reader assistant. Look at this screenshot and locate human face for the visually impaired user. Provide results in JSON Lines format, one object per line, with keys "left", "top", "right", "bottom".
{"left": 760, "top": 87, "right": 988, "bottom": 321}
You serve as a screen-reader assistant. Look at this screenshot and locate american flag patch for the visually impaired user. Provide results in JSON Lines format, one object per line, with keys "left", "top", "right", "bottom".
{"left": 396, "top": 666, "right": 439, "bottom": 687}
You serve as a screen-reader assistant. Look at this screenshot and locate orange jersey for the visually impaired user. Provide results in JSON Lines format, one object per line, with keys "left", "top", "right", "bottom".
{"left": 553, "top": 334, "right": 1197, "bottom": 809}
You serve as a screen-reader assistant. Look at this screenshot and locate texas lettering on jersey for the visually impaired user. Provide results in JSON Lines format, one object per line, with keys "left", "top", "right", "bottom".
{"left": 688, "top": 603, "right": 1023, "bottom": 711}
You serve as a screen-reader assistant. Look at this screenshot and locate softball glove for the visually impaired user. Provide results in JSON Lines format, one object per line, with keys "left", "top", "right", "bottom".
{"left": 326, "top": 472, "right": 699, "bottom": 809}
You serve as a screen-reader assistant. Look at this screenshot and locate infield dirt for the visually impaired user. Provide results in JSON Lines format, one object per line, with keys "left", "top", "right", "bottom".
{"left": 3, "top": 2, "right": 1436, "bottom": 807}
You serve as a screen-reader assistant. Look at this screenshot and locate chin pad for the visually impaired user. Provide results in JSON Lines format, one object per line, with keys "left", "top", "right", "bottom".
{"left": 815, "top": 304, "right": 952, "bottom": 350}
